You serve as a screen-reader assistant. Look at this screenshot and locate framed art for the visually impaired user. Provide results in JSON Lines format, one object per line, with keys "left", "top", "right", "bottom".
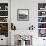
{"left": 17, "top": 9, "right": 29, "bottom": 21}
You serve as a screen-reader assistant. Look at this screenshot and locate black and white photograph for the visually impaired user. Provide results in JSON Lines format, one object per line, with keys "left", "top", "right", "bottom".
{"left": 17, "top": 9, "right": 29, "bottom": 21}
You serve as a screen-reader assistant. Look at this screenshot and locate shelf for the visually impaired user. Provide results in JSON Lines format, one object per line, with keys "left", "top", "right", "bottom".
{"left": 0, "top": 16, "right": 8, "bottom": 17}
{"left": 38, "top": 28, "right": 46, "bottom": 29}
{"left": 38, "top": 15, "right": 46, "bottom": 17}
{"left": 0, "top": 10, "right": 8, "bottom": 11}
{"left": 0, "top": 22, "right": 8, "bottom": 23}
{"left": 38, "top": 10, "right": 46, "bottom": 11}
{"left": 38, "top": 22, "right": 46, "bottom": 23}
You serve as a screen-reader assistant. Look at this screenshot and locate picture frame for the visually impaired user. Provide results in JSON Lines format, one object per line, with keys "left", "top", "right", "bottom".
{"left": 17, "top": 9, "right": 29, "bottom": 21}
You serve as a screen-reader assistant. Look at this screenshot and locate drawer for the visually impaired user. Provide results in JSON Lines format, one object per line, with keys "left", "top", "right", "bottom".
{"left": 0, "top": 37, "right": 8, "bottom": 45}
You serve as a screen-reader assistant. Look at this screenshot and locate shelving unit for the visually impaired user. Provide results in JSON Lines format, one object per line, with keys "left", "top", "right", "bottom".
{"left": 0, "top": 3, "right": 8, "bottom": 37}
{"left": 38, "top": 3, "right": 46, "bottom": 37}
{"left": 38, "top": 10, "right": 46, "bottom": 11}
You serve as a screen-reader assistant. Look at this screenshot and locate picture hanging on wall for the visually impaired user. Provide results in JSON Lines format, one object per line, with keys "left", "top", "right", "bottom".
{"left": 17, "top": 9, "right": 29, "bottom": 21}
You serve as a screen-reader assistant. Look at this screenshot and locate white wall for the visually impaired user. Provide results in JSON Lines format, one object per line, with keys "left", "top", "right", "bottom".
{"left": 11, "top": 0, "right": 46, "bottom": 46}
{"left": 11, "top": 0, "right": 38, "bottom": 30}
{"left": 11, "top": 0, "right": 46, "bottom": 30}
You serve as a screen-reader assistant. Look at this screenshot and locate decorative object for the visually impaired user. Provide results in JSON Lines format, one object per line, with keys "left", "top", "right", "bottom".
{"left": 11, "top": 23, "right": 16, "bottom": 30}
{"left": 5, "top": 6, "right": 8, "bottom": 10}
{"left": 0, "top": 6, "right": 1, "bottom": 10}
{"left": 38, "top": 3, "right": 46, "bottom": 10}
{"left": 0, "top": 17, "right": 8, "bottom": 22}
{"left": 19, "top": 35, "right": 29, "bottom": 40}
{"left": 42, "top": 12, "right": 45, "bottom": 15}
{"left": 0, "top": 11, "right": 8, "bottom": 16}
{"left": 29, "top": 25, "right": 35, "bottom": 30}
{"left": 0, "top": 23, "right": 8, "bottom": 37}
{"left": 39, "top": 29, "right": 46, "bottom": 37}
{"left": 38, "top": 23, "right": 46, "bottom": 28}
{"left": 38, "top": 17, "right": 46, "bottom": 22}
{"left": 17, "top": 9, "right": 29, "bottom": 21}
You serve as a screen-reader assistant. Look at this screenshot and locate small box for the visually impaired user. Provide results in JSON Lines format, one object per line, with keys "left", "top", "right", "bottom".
{"left": 5, "top": 6, "right": 8, "bottom": 10}
{"left": 42, "top": 12, "right": 45, "bottom": 14}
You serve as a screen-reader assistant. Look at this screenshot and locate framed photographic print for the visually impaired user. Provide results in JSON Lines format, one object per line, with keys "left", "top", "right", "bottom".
{"left": 17, "top": 9, "right": 29, "bottom": 21}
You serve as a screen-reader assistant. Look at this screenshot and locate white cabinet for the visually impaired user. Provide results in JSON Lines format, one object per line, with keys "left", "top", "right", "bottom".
{"left": 0, "top": 0, "right": 11, "bottom": 45}
{"left": 38, "top": 3, "right": 46, "bottom": 37}
{"left": 0, "top": 35, "right": 8, "bottom": 45}
{"left": 38, "top": 37, "right": 46, "bottom": 46}
{"left": 0, "top": 0, "right": 8, "bottom": 45}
